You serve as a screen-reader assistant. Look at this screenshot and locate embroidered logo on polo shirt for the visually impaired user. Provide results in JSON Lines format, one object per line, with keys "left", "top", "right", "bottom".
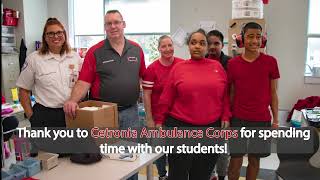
{"left": 102, "top": 59, "right": 115, "bottom": 64}
{"left": 127, "top": 56, "right": 138, "bottom": 62}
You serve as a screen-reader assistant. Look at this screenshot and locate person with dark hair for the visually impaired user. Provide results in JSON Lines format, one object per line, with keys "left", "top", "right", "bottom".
{"left": 227, "top": 22, "right": 280, "bottom": 180}
{"left": 206, "top": 30, "right": 231, "bottom": 70}
{"left": 206, "top": 30, "right": 231, "bottom": 180}
{"left": 142, "top": 35, "right": 183, "bottom": 180}
{"left": 16, "top": 17, "right": 83, "bottom": 128}
{"left": 156, "top": 29, "right": 231, "bottom": 180}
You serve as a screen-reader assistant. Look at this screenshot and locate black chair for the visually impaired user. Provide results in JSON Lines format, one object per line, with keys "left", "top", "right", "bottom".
{"left": 276, "top": 127, "right": 320, "bottom": 180}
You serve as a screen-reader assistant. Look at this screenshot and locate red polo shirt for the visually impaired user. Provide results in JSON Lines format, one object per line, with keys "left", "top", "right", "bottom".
{"left": 142, "top": 57, "right": 184, "bottom": 121}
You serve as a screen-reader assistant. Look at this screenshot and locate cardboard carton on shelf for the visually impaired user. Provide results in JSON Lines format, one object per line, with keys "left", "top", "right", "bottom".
{"left": 66, "top": 100, "right": 118, "bottom": 128}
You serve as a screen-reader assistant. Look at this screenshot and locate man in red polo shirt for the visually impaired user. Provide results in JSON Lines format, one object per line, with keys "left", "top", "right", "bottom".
{"left": 227, "top": 22, "right": 280, "bottom": 180}
{"left": 64, "top": 10, "right": 146, "bottom": 129}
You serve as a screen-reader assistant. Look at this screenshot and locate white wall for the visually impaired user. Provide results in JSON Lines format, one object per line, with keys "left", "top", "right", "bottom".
{"left": 23, "top": 0, "right": 48, "bottom": 54}
{"left": 171, "top": 0, "right": 231, "bottom": 59}
{"left": 264, "top": 0, "right": 320, "bottom": 109}
{"left": 171, "top": 0, "right": 320, "bottom": 110}
{"left": 47, "top": 0, "right": 69, "bottom": 34}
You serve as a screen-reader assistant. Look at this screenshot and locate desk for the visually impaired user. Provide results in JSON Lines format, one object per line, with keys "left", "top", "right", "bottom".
{"left": 309, "top": 128, "right": 320, "bottom": 168}
{"left": 2, "top": 103, "right": 24, "bottom": 116}
{"left": 282, "top": 114, "right": 320, "bottom": 168}
{"left": 2, "top": 103, "right": 30, "bottom": 128}
{"left": 33, "top": 153, "right": 162, "bottom": 180}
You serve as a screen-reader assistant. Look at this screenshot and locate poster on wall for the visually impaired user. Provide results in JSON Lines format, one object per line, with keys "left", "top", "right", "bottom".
{"left": 172, "top": 27, "right": 187, "bottom": 47}
{"left": 199, "top": 20, "right": 216, "bottom": 33}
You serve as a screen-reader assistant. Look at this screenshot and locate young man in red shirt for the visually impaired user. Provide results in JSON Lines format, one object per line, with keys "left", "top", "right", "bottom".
{"left": 227, "top": 22, "right": 280, "bottom": 180}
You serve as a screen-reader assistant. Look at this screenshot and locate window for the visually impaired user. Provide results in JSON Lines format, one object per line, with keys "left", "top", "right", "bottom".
{"left": 69, "top": 0, "right": 170, "bottom": 65}
{"left": 305, "top": 0, "right": 320, "bottom": 77}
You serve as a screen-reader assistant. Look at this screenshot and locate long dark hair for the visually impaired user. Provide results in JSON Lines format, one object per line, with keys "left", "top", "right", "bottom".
{"left": 39, "top": 17, "right": 71, "bottom": 55}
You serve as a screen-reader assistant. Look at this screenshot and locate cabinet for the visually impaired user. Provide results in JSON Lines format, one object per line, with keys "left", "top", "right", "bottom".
{"left": 228, "top": 18, "right": 266, "bottom": 56}
{"left": 1, "top": 53, "right": 20, "bottom": 103}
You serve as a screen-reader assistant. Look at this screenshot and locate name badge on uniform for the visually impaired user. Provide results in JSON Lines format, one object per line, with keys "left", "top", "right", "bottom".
{"left": 127, "top": 56, "right": 138, "bottom": 62}
{"left": 103, "top": 59, "right": 115, "bottom": 64}
{"left": 69, "top": 64, "right": 78, "bottom": 88}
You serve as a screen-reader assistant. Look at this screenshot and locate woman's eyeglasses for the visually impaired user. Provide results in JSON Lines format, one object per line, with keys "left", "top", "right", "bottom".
{"left": 46, "top": 31, "right": 64, "bottom": 38}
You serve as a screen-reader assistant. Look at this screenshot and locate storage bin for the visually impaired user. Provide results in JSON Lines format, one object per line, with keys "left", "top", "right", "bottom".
{"left": 3, "top": 16, "right": 18, "bottom": 26}
{"left": 13, "top": 158, "right": 41, "bottom": 177}
{"left": 1, "top": 36, "right": 16, "bottom": 47}
{"left": 3, "top": 8, "right": 19, "bottom": 26}
{"left": 232, "top": 0, "right": 262, "bottom": 9}
{"left": 8, "top": 165, "right": 27, "bottom": 180}
{"left": 232, "top": 0, "right": 263, "bottom": 19}
{"left": 2, "top": 26, "right": 15, "bottom": 35}
{"left": 1, "top": 170, "right": 13, "bottom": 180}
{"left": 232, "top": 9, "right": 263, "bottom": 19}
{"left": 14, "top": 136, "right": 31, "bottom": 161}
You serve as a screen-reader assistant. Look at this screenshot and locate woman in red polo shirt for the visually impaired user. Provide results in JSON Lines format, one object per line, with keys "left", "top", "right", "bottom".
{"left": 142, "top": 35, "right": 183, "bottom": 179}
{"left": 156, "top": 29, "right": 231, "bottom": 180}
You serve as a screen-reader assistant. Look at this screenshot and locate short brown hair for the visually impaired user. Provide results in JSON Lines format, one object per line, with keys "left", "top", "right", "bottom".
{"left": 106, "top": 10, "right": 123, "bottom": 20}
{"left": 39, "top": 17, "right": 71, "bottom": 55}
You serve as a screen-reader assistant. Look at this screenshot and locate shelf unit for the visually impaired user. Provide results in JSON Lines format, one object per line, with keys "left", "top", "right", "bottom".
{"left": 2, "top": 25, "right": 16, "bottom": 52}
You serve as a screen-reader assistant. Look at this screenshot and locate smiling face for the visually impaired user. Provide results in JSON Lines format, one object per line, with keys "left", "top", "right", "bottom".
{"left": 104, "top": 12, "right": 126, "bottom": 40}
{"left": 44, "top": 24, "right": 65, "bottom": 53}
{"left": 158, "top": 37, "right": 174, "bottom": 59}
{"left": 188, "top": 32, "right": 208, "bottom": 60}
{"left": 243, "top": 28, "right": 262, "bottom": 53}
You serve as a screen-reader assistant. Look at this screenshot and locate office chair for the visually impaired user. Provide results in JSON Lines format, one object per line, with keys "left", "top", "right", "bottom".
{"left": 276, "top": 127, "right": 320, "bottom": 180}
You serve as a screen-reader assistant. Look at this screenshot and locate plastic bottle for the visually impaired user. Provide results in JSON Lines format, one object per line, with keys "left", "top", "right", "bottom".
{"left": 30, "top": 95, "right": 36, "bottom": 106}
{"left": 11, "top": 88, "right": 19, "bottom": 104}
{"left": 138, "top": 103, "right": 146, "bottom": 127}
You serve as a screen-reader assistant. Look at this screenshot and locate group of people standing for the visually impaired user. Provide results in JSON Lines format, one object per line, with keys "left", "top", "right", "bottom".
{"left": 16, "top": 9, "right": 279, "bottom": 180}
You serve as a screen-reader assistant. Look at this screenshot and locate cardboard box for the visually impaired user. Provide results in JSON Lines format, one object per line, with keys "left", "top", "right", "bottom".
{"left": 37, "top": 152, "right": 59, "bottom": 170}
{"left": 66, "top": 100, "right": 118, "bottom": 128}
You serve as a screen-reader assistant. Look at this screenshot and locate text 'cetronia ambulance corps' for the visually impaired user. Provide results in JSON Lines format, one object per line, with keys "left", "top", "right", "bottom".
{"left": 91, "top": 127, "right": 239, "bottom": 140}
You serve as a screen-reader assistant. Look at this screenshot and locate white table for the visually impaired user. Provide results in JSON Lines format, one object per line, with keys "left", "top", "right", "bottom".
{"left": 2, "top": 103, "right": 24, "bottom": 116}
{"left": 283, "top": 113, "right": 320, "bottom": 168}
{"left": 34, "top": 153, "right": 162, "bottom": 180}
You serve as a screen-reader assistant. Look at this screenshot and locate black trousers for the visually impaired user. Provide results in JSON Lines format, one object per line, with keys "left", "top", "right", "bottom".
{"left": 30, "top": 103, "right": 66, "bottom": 127}
{"left": 165, "top": 116, "right": 220, "bottom": 180}
{"left": 29, "top": 103, "right": 66, "bottom": 154}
